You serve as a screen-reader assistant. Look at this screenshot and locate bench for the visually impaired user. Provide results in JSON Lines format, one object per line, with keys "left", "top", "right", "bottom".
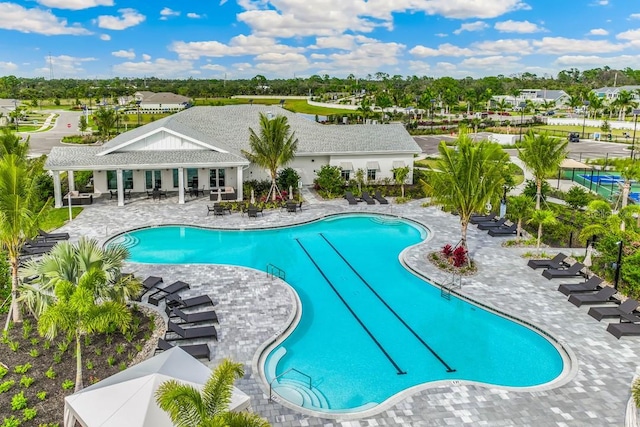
{"left": 63, "top": 191, "right": 93, "bottom": 206}
{"left": 210, "top": 187, "right": 236, "bottom": 201}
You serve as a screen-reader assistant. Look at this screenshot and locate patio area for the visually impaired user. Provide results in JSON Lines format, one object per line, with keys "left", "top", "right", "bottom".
{"left": 52, "top": 191, "right": 639, "bottom": 426}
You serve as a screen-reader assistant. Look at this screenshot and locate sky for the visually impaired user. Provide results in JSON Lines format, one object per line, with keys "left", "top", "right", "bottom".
{"left": 1, "top": 0, "right": 640, "bottom": 80}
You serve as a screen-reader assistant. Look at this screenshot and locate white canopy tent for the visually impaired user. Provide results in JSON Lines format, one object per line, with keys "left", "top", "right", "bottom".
{"left": 64, "top": 347, "right": 251, "bottom": 427}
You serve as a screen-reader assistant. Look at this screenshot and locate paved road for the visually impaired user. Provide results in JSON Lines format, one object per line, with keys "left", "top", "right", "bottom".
{"left": 23, "top": 110, "right": 83, "bottom": 157}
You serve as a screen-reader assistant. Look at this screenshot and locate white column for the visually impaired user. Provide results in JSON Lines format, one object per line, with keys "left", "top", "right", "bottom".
{"left": 116, "top": 169, "right": 124, "bottom": 207}
{"left": 236, "top": 167, "right": 243, "bottom": 201}
{"left": 67, "top": 170, "right": 75, "bottom": 192}
{"left": 52, "top": 171, "right": 62, "bottom": 208}
{"left": 178, "top": 167, "right": 185, "bottom": 204}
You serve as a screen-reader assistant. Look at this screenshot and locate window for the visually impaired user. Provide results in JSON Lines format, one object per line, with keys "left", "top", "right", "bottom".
{"left": 209, "top": 169, "right": 226, "bottom": 188}
{"left": 187, "top": 168, "right": 198, "bottom": 187}
{"left": 172, "top": 169, "right": 179, "bottom": 188}
{"left": 341, "top": 170, "right": 350, "bottom": 181}
{"left": 107, "top": 170, "right": 133, "bottom": 190}
{"left": 145, "top": 170, "right": 162, "bottom": 189}
{"left": 367, "top": 169, "right": 376, "bottom": 181}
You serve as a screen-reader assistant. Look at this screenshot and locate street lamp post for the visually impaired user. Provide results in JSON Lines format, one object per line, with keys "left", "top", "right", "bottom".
{"left": 518, "top": 102, "right": 526, "bottom": 142}
{"left": 430, "top": 98, "right": 436, "bottom": 134}
{"left": 581, "top": 100, "right": 590, "bottom": 139}
{"left": 614, "top": 241, "right": 623, "bottom": 290}
{"left": 12, "top": 99, "right": 18, "bottom": 131}
{"left": 631, "top": 109, "right": 640, "bottom": 160}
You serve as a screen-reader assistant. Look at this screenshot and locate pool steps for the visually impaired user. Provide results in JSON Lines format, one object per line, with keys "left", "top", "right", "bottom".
{"left": 274, "top": 378, "right": 330, "bottom": 409}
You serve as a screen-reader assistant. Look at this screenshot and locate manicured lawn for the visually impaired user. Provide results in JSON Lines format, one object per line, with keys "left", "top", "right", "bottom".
{"left": 194, "top": 97, "right": 355, "bottom": 115}
{"left": 414, "top": 158, "right": 439, "bottom": 168}
{"left": 40, "top": 207, "right": 83, "bottom": 232}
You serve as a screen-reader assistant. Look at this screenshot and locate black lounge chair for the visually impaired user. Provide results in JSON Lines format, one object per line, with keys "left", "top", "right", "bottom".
{"left": 213, "top": 205, "right": 226, "bottom": 216}
{"left": 557, "top": 276, "right": 604, "bottom": 296}
{"left": 156, "top": 338, "right": 211, "bottom": 360}
{"left": 148, "top": 280, "right": 190, "bottom": 306}
{"left": 168, "top": 306, "right": 219, "bottom": 324}
{"left": 24, "top": 238, "right": 57, "bottom": 249}
{"left": 488, "top": 223, "right": 518, "bottom": 236}
{"left": 568, "top": 286, "right": 617, "bottom": 307}
{"left": 165, "top": 320, "right": 217, "bottom": 341}
{"left": 374, "top": 191, "right": 388, "bottom": 204}
{"left": 166, "top": 294, "right": 214, "bottom": 309}
{"left": 477, "top": 218, "right": 507, "bottom": 230}
{"left": 135, "top": 276, "right": 163, "bottom": 301}
{"left": 528, "top": 253, "right": 569, "bottom": 269}
{"left": 286, "top": 201, "right": 298, "bottom": 213}
{"left": 588, "top": 299, "right": 639, "bottom": 321}
{"left": 345, "top": 191, "right": 359, "bottom": 205}
{"left": 542, "top": 262, "right": 585, "bottom": 280}
{"left": 607, "top": 320, "right": 640, "bottom": 339}
{"left": 21, "top": 245, "right": 53, "bottom": 256}
{"left": 361, "top": 191, "right": 376, "bottom": 205}
{"left": 470, "top": 214, "right": 498, "bottom": 225}
{"left": 38, "top": 229, "right": 70, "bottom": 241}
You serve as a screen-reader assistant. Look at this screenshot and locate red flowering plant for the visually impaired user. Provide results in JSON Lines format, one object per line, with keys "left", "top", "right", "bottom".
{"left": 452, "top": 246, "right": 467, "bottom": 267}
{"left": 441, "top": 244, "right": 454, "bottom": 257}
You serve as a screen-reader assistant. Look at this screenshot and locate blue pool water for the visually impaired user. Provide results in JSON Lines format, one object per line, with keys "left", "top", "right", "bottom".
{"left": 111, "top": 214, "right": 565, "bottom": 412}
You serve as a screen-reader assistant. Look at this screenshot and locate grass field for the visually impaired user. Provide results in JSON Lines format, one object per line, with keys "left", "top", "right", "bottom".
{"left": 194, "top": 97, "right": 355, "bottom": 115}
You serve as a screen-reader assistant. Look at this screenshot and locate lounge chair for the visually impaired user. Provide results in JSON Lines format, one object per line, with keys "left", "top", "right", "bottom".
{"left": 134, "top": 276, "right": 163, "bottom": 300}
{"left": 470, "top": 214, "right": 498, "bottom": 225}
{"left": 286, "top": 201, "right": 298, "bottom": 213}
{"left": 542, "top": 262, "right": 586, "bottom": 280}
{"left": 156, "top": 338, "right": 211, "bottom": 360}
{"left": 557, "top": 276, "right": 604, "bottom": 296}
{"left": 477, "top": 218, "right": 507, "bottom": 230}
{"left": 21, "top": 245, "right": 53, "bottom": 256}
{"left": 24, "top": 238, "right": 57, "bottom": 248}
{"left": 568, "top": 286, "right": 617, "bottom": 307}
{"left": 147, "top": 280, "right": 190, "bottom": 306}
{"left": 166, "top": 294, "right": 214, "bottom": 309}
{"left": 38, "top": 229, "right": 70, "bottom": 241}
{"left": 361, "top": 191, "right": 376, "bottom": 205}
{"left": 247, "top": 205, "right": 263, "bottom": 218}
{"left": 168, "top": 306, "right": 219, "bottom": 324}
{"left": 165, "top": 320, "right": 217, "bottom": 341}
{"left": 374, "top": 191, "right": 388, "bottom": 204}
{"left": 607, "top": 320, "right": 640, "bottom": 339}
{"left": 487, "top": 224, "right": 518, "bottom": 236}
{"left": 213, "top": 205, "right": 226, "bottom": 216}
{"left": 345, "top": 191, "right": 359, "bottom": 205}
{"left": 527, "top": 253, "right": 569, "bottom": 270}
{"left": 588, "top": 299, "right": 639, "bottom": 321}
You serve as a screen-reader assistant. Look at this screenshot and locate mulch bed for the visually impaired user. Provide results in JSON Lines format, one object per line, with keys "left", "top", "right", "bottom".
{"left": 0, "top": 307, "right": 154, "bottom": 426}
{"left": 427, "top": 251, "right": 478, "bottom": 276}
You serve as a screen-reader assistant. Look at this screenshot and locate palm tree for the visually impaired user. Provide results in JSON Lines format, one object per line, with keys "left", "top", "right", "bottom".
{"left": 38, "top": 268, "right": 131, "bottom": 392}
{"left": 609, "top": 159, "right": 640, "bottom": 229}
{"left": 0, "top": 154, "right": 51, "bottom": 327}
{"left": 20, "top": 237, "right": 141, "bottom": 317}
{"left": 528, "top": 209, "right": 557, "bottom": 255}
{"left": 0, "top": 128, "right": 29, "bottom": 158}
{"left": 155, "top": 358, "right": 270, "bottom": 427}
{"left": 517, "top": 131, "right": 568, "bottom": 210}
{"left": 613, "top": 90, "right": 636, "bottom": 121}
{"left": 506, "top": 195, "right": 534, "bottom": 243}
{"left": 392, "top": 166, "right": 411, "bottom": 198}
{"left": 242, "top": 113, "right": 298, "bottom": 201}
{"left": 93, "top": 107, "right": 117, "bottom": 140}
{"left": 421, "top": 131, "right": 509, "bottom": 254}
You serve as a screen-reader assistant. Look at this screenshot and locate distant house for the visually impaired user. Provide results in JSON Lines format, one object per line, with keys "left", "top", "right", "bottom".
{"left": 592, "top": 85, "right": 640, "bottom": 101}
{"left": 132, "top": 91, "right": 192, "bottom": 113}
{"left": 44, "top": 105, "right": 420, "bottom": 207}
{"left": 493, "top": 89, "right": 569, "bottom": 109}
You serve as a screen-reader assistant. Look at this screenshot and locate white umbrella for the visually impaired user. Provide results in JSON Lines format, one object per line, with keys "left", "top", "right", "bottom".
{"left": 584, "top": 243, "right": 593, "bottom": 268}
{"left": 289, "top": 185, "right": 293, "bottom": 200}
{"left": 250, "top": 188, "right": 255, "bottom": 205}
{"left": 216, "top": 188, "right": 222, "bottom": 203}
{"left": 499, "top": 200, "right": 507, "bottom": 218}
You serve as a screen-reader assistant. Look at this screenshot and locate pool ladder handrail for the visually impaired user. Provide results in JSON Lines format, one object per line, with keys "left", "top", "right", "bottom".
{"left": 440, "top": 272, "right": 462, "bottom": 300}
{"left": 266, "top": 263, "right": 286, "bottom": 281}
{"left": 269, "top": 368, "right": 312, "bottom": 401}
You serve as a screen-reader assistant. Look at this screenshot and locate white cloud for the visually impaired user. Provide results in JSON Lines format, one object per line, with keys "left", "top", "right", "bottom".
{"left": 171, "top": 34, "right": 303, "bottom": 59}
{"left": 310, "top": 34, "right": 377, "bottom": 50}
{"left": 533, "top": 37, "right": 625, "bottom": 54}
{"left": 36, "top": 55, "right": 96, "bottom": 76}
{"left": 112, "top": 58, "right": 195, "bottom": 77}
{"left": 410, "top": 43, "right": 474, "bottom": 57}
{"left": 254, "top": 52, "right": 310, "bottom": 74}
{"left": 100, "top": 34, "right": 111, "bottom": 41}
{"left": 97, "top": 8, "right": 146, "bottom": 30}
{"left": 0, "top": 61, "right": 18, "bottom": 72}
{"left": 186, "top": 12, "right": 202, "bottom": 19}
{"left": 111, "top": 49, "right": 135, "bottom": 59}
{"left": 453, "top": 21, "right": 488, "bottom": 35}
{"left": 596, "top": 0, "right": 608, "bottom": 4}
{"left": 408, "top": 60, "right": 431, "bottom": 75}
{"left": 201, "top": 63, "right": 226, "bottom": 71}
{"left": 617, "top": 28, "right": 640, "bottom": 41}
{"left": 472, "top": 39, "right": 532, "bottom": 55}
{"left": 324, "top": 41, "right": 404, "bottom": 74}
{"left": 310, "top": 53, "right": 327, "bottom": 59}
{"left": 555, "top": 54, "right": 640, "bottom": 68}
{"left": 0, "top": 3, "right": 91, "bottom": 35}
{"left": 160, "top": 7, "right": 180, "bottom": 20}
{"left": 35, "top": 0, "right": 113, "bottom": 10}
{"left": 142, "top": 53, "right": 151, "bottom": 61}
{"left": 588, "top": 28, "right": 608, "bottom": 36}
{"left": 460, "top": 55, "right": 519, "bottom": 68}
{"left": 435, "top": 33, "right": 448, "bottom": 37}
{"left": 631, "top": 13, "right": 640, "bottom": 20}
{"left": 494, "top": 20, "right": 544, "bottom": 33}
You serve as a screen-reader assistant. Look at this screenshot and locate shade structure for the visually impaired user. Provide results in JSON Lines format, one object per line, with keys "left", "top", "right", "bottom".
{"left": 64, "top": 347, "right": 251, "bottom": 427}
{"left": 250, "top": 188, "right": 255, "bottom": 204}
{"left": 340, "top": 162, "right": 353, "bottom": 171}
{"left": 366, "top": 161, "right": 380, "bottom": 170}
{"left": 560, "top": 158, "right": 592, "bottom": 169}
{"left": 392, "top": 160, "right": 405, "bottom": 169}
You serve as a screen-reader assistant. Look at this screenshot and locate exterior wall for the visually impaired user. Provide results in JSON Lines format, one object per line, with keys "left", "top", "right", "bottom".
{"left": 329, "top": 154, "right": 416, "bottom": 184}
{"left": 121, "top": 131, "right": 205, "bottom": 152}
{"left": 289, "top": 156, "right": 330, "bottom": 185}
{"left": 138, "top": 103, "right": 187, "bottom": 113}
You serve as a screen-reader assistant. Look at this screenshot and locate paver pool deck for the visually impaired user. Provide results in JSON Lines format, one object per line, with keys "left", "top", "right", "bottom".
{"left": 53, "top": 191, "right": 639, "bottom": 426}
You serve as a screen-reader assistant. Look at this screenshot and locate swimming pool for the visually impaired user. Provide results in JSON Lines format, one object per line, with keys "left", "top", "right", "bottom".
{"left": 111, "top": 214, "right": 566, "bottom": 414}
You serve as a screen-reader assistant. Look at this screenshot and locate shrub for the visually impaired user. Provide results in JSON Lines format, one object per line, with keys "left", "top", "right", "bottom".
{"left": 29, "top": 338, "right": 38, "bottom": 346}
{"left": 61, "top": 380, "right": 74, "bottom": 390}
{"left": 21, "top": 320, "right": 32, "bottom": 340}
{"left": 22, "top": 408, "right": 36, "bottom": 421}
{"left": 8, "top": 341, "right": 19, "bottom": 352}
{"left": 315, "top": 165, "right": 344, "bottom": 198}
{"left": 19, "top": 376, "right": 34, "bottom": 388}
{"left": 52, "top": 353, "right": 62, "bottom": 364}
{"left": 1, "top": 415, "right": 20, "bottom": 427}
{"left": 115, "top": 343, "right": 125, "bottom": 355}
{"left": 11, "top": 391, "right": 27, "bottom": 410}
{"left": 88, "top": 376, "right": 100, "bottom": 385}
{"left": 107, "top": 356, "right": 116, "bottom": 366}
{"left": 57, "top": 340, "right": 69, "bottom": 353}
{"left": 0, "top": 380, "right": 15, "bottom": 393}
{"left": 29, "top": 349, "right": 39, "bottom": 358}
{"left": 452, "top": 246, "right": 468, "bottom": 267}
{"left": 42, "top": 341, "right": 50, "bottom": 350}
{"left": 85, "top": 360, "right": 94, "bottom": 370}
{"left": 118, "top": 362, "right": 127, "bottom": 371}
{"left": 36, "top": 391, "right": 47, "bottom": 401}
{"left": 13, "top": 364, "right": 31, "bottom": 375}
{"left": 277, "top": 167, "right": 300, "bottom": 194}
{"left": 94, "top": 348, "right": 102, "bottom": 356}
{"left": 0, "top": 366, "right": 8, "bottom": 379}
{"left": 441, "top": 244, "right": 453, "bottom": 257}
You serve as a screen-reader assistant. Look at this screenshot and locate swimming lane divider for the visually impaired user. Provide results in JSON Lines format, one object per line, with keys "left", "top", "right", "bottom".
{"left": 294, "top": 238, "right": 407, "bottom": 376}
{"left": 319, "top": 233, "right": 456, "bottom": 373}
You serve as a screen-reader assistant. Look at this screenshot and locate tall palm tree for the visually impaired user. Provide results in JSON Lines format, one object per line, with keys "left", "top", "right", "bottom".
{"left": 613, "top": 90, "right": 637, "bottom": 121}
{"left": 609, "top": 159, "right": 640, "bottom": 229}
{"left": 156, "top": 358, "right": 270, "bottom": 427}
{"left": 242, "top": 113, "right": 298, "bottom": 201}
{"left": 506, "top": 195, "right": 534, "bottom": 243}
{"left": 38, "top": 268, "right": 131, "bottom": 392}
{"left": 528, "top": 209, "right": 557, "bottom": 255}
{"left": 20, "top": 237, "right": 141, "bottom": 317}
{"left": 421, "top": 131, "right": 509, "bottom": 254}
{"left": 392, "top": 166, "right": 411, "bottom": 198}
{"left": 0, "top": 154, "right": 50, "bottom": 326}
{"left": 93, "top": 106, "right": 117, "bottom": 140}
{"left": 517, "top": 131, "right": 568, "bottom": 210}
{"left": 0, "top": 128, "right": 29, "bottom": 158}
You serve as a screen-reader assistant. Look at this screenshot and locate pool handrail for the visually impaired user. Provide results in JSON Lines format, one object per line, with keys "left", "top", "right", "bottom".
{"left": 267, "top": 263, "right": 286, "bottom": 281}
{"left": 269, "top": 367, "right": 312, "bottom": 401}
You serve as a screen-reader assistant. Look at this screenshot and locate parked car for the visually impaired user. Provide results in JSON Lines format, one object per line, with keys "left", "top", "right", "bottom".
{"left": 568, "top": 132, "right": 580, "bottom": 142}
{"left": 546, "top": 110, "right": 555, "bottom": 116}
